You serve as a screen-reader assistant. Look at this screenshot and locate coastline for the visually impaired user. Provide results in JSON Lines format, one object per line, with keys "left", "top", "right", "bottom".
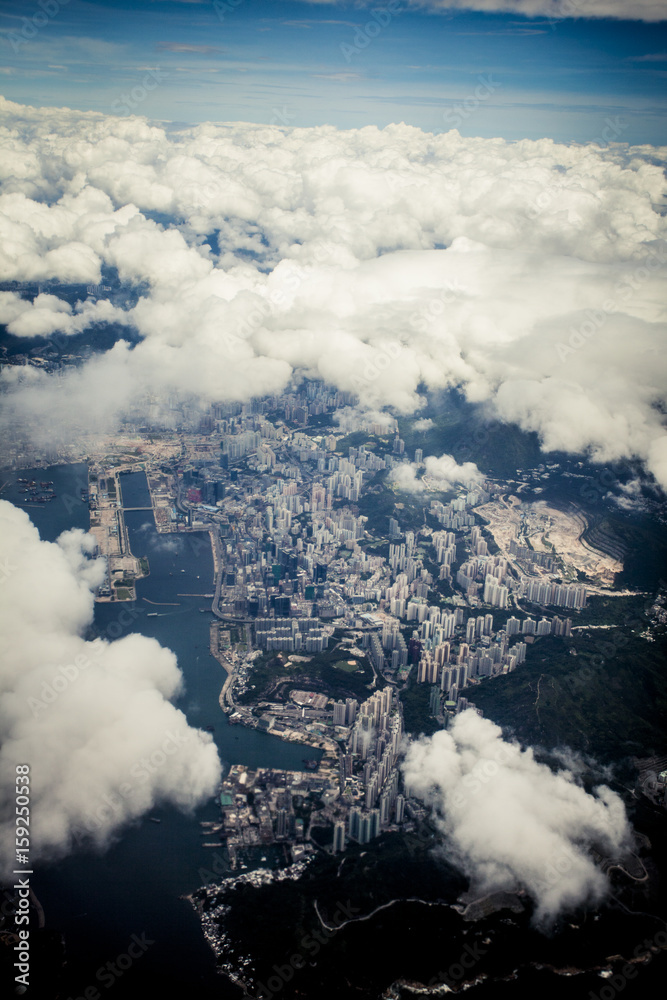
{"left": 89, "top": 466, "right": 150, "bottom": 602}
{"left": 209, "top": 621, "right": 235, "bottom": 714}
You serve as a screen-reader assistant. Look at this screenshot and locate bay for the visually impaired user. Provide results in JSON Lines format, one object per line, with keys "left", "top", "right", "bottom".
{"left": 4, "top": 466, "right": 320, "bottom": 998}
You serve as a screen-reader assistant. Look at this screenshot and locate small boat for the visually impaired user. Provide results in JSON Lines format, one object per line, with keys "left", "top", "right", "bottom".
{"left": 149, "top": 817, "right": 161, "bottom": 824}
{"left": 147, "top": 612, "right": 158, "bottom": 617}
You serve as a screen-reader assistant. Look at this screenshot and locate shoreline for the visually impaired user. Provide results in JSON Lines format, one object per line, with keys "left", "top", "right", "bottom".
{"left": 208, "top": 527, "right": 220, "bottom": 576}
{"left": 209, "top": 621, "right": 235, "bottom": 714}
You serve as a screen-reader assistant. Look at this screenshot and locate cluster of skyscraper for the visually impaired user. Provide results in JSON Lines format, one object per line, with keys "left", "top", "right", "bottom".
{"left": 342, "top": 687, "right": 405, "bottom": 848}
{"left": 519, "top": 579, "right": 587, "bottom": 609}
{"left": 417, "top": 606, "right": 573, "bottom": 704}
{"left": 253, "top": 617, "right": 330, "bottom": 653}
{"left": 456, "top": 527, "right": 511, "bottom": 606}
{"left": 429, "top": 489, "right": 489, "bottom": 531}
{"left": 505, "top": 614, "right": 573, "bottom": 637}
{"left": 508, "top": 539, "right": 555, "bottom": 571}
{"left": 417, "top": 622, "right": 528, "bottom": 692}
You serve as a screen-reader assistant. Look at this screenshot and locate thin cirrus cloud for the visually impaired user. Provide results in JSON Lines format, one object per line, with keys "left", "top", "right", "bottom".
{"left": 156, "top": 43, "right": 224, "bottom": 54}
{"left": 312, "top": 72, "right": 363, "bottom": 80}
{"left": 295, "top": 0, "right": 667, "bottom": 21}
{"left": 0, "top": 96, "right": 665, "bottom": 491}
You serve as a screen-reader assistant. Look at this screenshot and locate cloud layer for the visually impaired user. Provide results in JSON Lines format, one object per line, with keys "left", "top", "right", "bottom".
{"left": 0, "top": 501, "right": 221, "bottom": 874}
{"left": 0, "top": 98, "right": 666, "bottom": 486}
{"left": 402, "top": 711, "right": 631, "bottom": 923}
{"left": 381, "top": 1, "right": 667, "bottom": 21}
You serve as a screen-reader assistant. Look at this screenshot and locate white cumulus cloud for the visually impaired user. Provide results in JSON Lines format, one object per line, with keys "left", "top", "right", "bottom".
{"left": 0, "top": 99, "right": 666, "bottom": 488}
{"left": 389, "top": 452, "right": 484, "bottom": 491}
{"left": 402, "top": 711, "right": 632, "bottom": 924}
{"left": 0, "top": 501, "right": 221, "bottom": 874}
{"left": 320, "top": 1, "right": 667, "bottom": 22}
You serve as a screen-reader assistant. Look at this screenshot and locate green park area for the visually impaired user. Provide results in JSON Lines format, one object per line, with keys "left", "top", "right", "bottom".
{"left": 333, "top": 659, "right": 360, "bottom": 673}
{"left": 237, "top": 639, "right": 382, "bottom": 706}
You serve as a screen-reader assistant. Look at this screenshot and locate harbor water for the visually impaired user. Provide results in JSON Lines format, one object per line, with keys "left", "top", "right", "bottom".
{"left": 3, "top": 466, "right": 321, "bottom": 998}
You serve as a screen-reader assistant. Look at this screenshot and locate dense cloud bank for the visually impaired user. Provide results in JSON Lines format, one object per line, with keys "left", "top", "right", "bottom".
{"left": 0, "top": 501, "right": 221, "bottom": 874}
{"left": 0, "top": 98, "right": 666, "bottom": 485}
{"left": 402, "top": 711, "right": 632, "bottom": 923}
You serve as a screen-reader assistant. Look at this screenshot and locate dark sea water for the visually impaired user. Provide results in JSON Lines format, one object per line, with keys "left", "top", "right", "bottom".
{"left": 3, "top": 462, "right": 90, "bottom": 537}
{"left": 3, "top": 467, "right": 319, "bottom": 999}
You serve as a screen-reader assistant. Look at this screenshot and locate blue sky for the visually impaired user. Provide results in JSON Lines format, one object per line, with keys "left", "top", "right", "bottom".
{"left": 0, "top": 0, "right": 666, "bottom": 143}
